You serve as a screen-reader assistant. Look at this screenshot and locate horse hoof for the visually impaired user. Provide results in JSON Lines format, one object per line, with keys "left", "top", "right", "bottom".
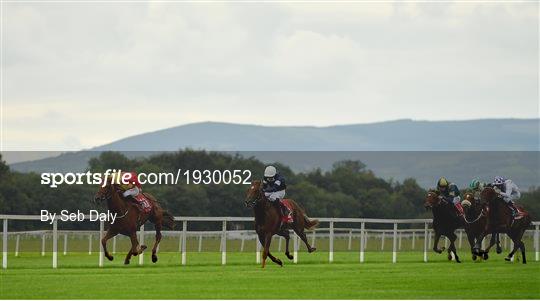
{"left": 456, "top": 258, "right": 461, "bottom": 263}
{"left": 286, "top": 253, "right": 293, "bottom": 260}
{"left": 447, "top": 254, "right": 452, "bottom": 261}
{"left": 124, "top": 260, "right": 130, "bottom": 265}
{"left": 152, "top": 255, "right": 158, "bottom": 263}
{"left": 276, "top": 259, "right": 283, "bottom": 267}
{"left": 496, "top": 247, "right": 502, "bottom": 254}
{"left": 472, "top": 255, "right": 477, "bottom": 261}
{"left": 483, "top": 253, "right": 489, "bottom": 260}
{"left": 106, "top": 255, "right": 114, "bottom": 261}
{"left": 309, "top": 247, "right": 316, "bottom": 253}
{"left": 505, "top": 257, "right": 511, "bottom": 261}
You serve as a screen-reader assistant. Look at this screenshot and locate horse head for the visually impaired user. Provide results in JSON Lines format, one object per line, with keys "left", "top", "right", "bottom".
{"left": 424, "top": 189, "right": 442, "bottom": 209}
{"left": 244, "top": 180, "right": 264, "bottom": 208}
{"left": 480, "top": 186, "right": 497, "bottom": 204}
{"left": 94, "top": 179, "right": 114, "bottom": 204}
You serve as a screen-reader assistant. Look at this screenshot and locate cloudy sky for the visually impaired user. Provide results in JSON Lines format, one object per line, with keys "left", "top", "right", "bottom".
{"left": 2, "top": 1, "right": 538, "bottom": 151}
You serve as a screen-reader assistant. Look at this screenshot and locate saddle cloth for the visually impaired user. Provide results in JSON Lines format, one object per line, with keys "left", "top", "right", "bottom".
{"left": 134, "top": 194, "right": 153, "bottom": 214}
{"left": 280, "top": 199, "right": 294, "bottom": 223}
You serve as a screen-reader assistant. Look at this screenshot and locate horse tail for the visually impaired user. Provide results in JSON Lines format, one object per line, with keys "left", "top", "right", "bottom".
{"left": 304, "top": 215, "right": 319, "bottom": 231}
{"left": 162, "top": 211, "right": 175, "bottom": 230}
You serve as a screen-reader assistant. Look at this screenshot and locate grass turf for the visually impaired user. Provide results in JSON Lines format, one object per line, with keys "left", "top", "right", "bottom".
{"left": 1, "top": 251, "right": 539, "bottom": 299}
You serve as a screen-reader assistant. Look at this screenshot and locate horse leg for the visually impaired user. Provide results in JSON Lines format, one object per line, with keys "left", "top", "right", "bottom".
{"left": 151, "top": 224, "right": 162, "bottom": 263}
{"left": 466, "top": 232, "right": 478, "bottom": 260}
{"left": 473, "top": 233, "right": 485, "bottom": 256}
{"left": 447, "top": 233, "right": 460, "bottom": 263}
{"left": 261, "top": 233, "right": 282, "bottom": 268}
{"left": 495, "top": 233, "right": 502, "bottom": 254}
{"left": 101, "top": 229, "right": 116, "bottom": 261}
{"left": 293, "top": 227, "right": 316, "bottom": 253}
{"left": 124, "top": 233, "right": 138, "bottom": 265}
{"left": 505, "top": 237, "right": 519, "bottom": 262}
{"left": 433, "top": 233, "right": 444, "bottom": 254}
{"left": 278, "top": 230, "right": 293, "bottom": 260}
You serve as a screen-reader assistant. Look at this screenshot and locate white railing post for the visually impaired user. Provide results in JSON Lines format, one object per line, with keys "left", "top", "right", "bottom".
{"left": 535, "top": 224, "right": 539, "bottom": 262}
{"left": 63, "top": 234, "right": 68, "bottom": 255}
{"left": 360, "top": 222, "right": 365, "bottom": 263}
{"left": 88, "top": 234, "right": 92, "bottom": 255}
{"left": 329, "top": 221, "right": 334, "bottom": 263}
{"left": 293, "top": 233, "right": 298, "bottom": 264}
{"left": 52, "top": 219, "right": 58, "bottom": 269}
{"left": 411, "top": 231, "right": 415, "bottom": 250}
{"left": 2, "top": 219, "right": 7, "bottom": 269}
{"left": 348, "top": 229, "right": 353, "bottom": 251}
{"left": 221, "top": 220, "right": 227, "bottom": 265}
{"left": 256, "top": 238, "right": 261, "bottom": 264}
{"left": 181, "top": 220, "right": 187, "bottom": 265}
{"left": 311, "top": 229, "right": 316, "bottom": 248}
{"left": 112, "top": 236, "right": 116, "bottom": 254}
{"left": 138, "top": 225, "right": 144, "bottom": 265}
{"left": 199, "top": 234, "right": 203, "bottom": 252}
{"left": 381, "top": 231, "right": 385, "bottom": 251}
{"left": 42, "top": 233, "right": 46, "bottom": 256}
{"left": 392, "top": 223, "right": 397, "bottom": 263}
{"left": 99, "top": 220, "right": 104, "bottom": 267}
{"left": 423, "top": 222, "right": 428, "bottom": 263}
{"left": 278, "top": 236, "right": 282, "bottom": 252}
{"left": 15, "top": 235, "right": 20, "bottom": 257}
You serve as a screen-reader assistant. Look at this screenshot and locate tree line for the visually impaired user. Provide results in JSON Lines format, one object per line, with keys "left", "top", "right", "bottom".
{"left": 1, "top": 151, "right": 538, "bottom": 230}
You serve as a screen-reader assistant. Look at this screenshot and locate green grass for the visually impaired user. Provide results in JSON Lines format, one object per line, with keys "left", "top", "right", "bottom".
{"left": 1, "top": 251, "right": 539, "bottom": 299}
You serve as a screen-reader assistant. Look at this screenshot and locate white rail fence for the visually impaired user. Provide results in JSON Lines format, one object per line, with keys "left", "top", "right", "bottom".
{"left": 1, "top": 214, "right": 539, "bottom": 269}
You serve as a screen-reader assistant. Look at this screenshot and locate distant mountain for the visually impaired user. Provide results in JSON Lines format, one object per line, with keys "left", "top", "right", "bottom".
{"left": 93, "top": 119, "right": 539, "bottom": 151}
{"left": 8, "top": 119, "right": 540, "bottom": 188}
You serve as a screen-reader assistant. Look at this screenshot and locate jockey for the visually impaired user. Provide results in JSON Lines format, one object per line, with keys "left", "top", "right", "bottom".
{"left": 436, "top": 177, "right": 464, "bottom": 216}
{"left": 262, "top": 166, "right": 291, "bottom": 220}
{"left": 492, "top": 176, "right": 520, "bottom": 217}
{"left": 468, "top": 178, "right": 487, "bottom": 200}
{"left": 112, "top": 171, "right": 149, "bottom": 212}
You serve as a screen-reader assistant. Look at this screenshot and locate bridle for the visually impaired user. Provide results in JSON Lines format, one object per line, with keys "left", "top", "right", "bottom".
{"left": 462, "top": 192, "right": 486, "bottom": 224}
{"left": 94, "top": 184, "right": 130, "bottom": 219}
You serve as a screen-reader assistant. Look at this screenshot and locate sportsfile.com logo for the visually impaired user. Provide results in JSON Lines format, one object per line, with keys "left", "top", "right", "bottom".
{"left": 40, "top": 169, "right": 252, "bottom": 188}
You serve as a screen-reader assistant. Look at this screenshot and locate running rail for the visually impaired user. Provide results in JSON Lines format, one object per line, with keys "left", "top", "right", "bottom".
{"left": 1, "top": 215, "right": 539, "bottom": 269}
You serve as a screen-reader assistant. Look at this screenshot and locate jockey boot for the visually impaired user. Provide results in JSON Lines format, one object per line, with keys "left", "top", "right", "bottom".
{"left": 272, "top": 201, "right": 283, "bottom": 218}
{"left": 507, "top": 202, "right": 518, "bottom": 218}
{"left": 455, "top": 202, "right": 464, "bottom": 216}
{"left": 280, "top": 203, "right": 291, "bottom": 220}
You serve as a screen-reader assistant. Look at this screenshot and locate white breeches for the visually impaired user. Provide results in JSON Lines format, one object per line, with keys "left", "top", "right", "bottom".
{"left": 265, "top": 190, "right": 285, "bottom": 202}
{"left": 123, "top": 187, "right": 140, "bottom": 198}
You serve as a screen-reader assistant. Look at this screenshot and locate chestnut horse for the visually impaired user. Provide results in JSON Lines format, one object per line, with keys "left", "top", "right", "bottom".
{"left": 94, "top": 182, "right": 174, "bottom": 264}
{"left": 244, "top": 180, "right": 319, "bottom": 268}
{"left": 424, "top": 190, "right": 463, "bottom": 263}
{"left": 475, "top": 187, "right": 531, "bottom": 263}
{"left": 462, "top": 191, "right": 501, "bottom": 260}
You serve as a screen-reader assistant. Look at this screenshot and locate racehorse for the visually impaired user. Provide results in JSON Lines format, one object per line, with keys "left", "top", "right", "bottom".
{"left": 474, "top": 187, "right": 531, "bottom": 263}
{"left": 244, "top": 180, "right": 319, "bottom": 268}
{"left": 94, "top": 182, "right": 174, "bottom": 265}
{"left": 424, "top": 189, "right": 463, "bottom": 263}
{"left": 462, "top": 192, "right": 501, "bottom": 260}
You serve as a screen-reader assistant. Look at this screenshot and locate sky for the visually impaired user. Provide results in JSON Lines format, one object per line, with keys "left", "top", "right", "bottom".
{"left": 1, "top": 1, "right": 539, "bottom": 151}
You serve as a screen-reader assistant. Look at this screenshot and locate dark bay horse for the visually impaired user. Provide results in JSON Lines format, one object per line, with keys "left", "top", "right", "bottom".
{"left": 94, "top": 183, "right": 174, "bottom": 264}
{"left": 424, "top": 190, "right": 463, "bottom": 263}
{"left": 244, "top": 180, "right": 319, "bottom": 268}
{"left": 475, "top": 187, "right": 531, "bottom": 263}
{"left": 462, "top": 191, "right": 501, "bottom": 260}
